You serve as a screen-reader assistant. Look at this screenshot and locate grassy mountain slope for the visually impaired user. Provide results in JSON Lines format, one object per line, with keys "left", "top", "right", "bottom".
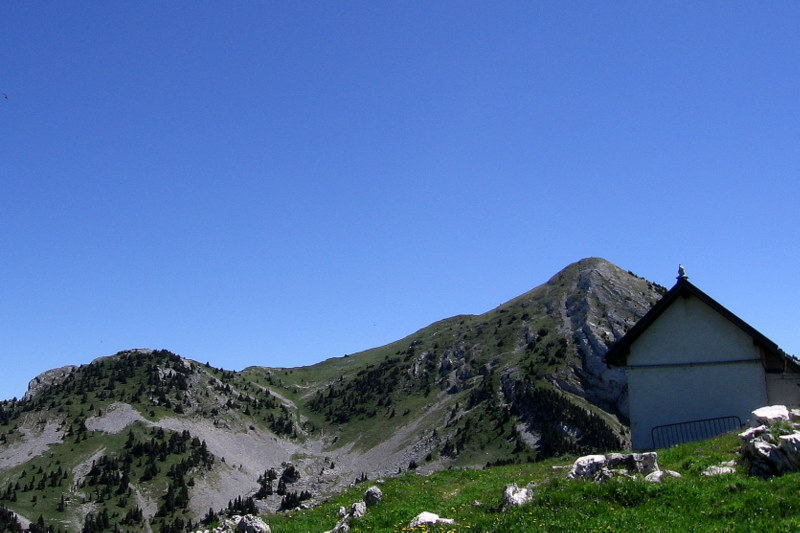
{"left": 0, "top": 258, "right": 667, "bottom": 532}
{"left": 259, "top": 257, "right": 665, "bottom": 459}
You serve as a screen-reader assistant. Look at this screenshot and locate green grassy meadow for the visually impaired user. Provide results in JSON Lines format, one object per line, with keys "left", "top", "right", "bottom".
{"left": 261, "top": 433, "right": 800, "bottom": 533}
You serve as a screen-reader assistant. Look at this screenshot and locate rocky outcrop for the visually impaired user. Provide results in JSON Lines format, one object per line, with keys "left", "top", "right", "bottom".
{"left": 193, "top": 515, "right": 270, "bottom": 533}
{"left": 605, "top": 452, "right": 659, "bottom": 476}
{"left": 24, "top": 365, "right": 77, "bottom": 400}
{"left": 739, "top": 405, "right": 800, "bottom": 477}
{"left": 324, "top": 486, "right": 383, "bottom": 533}
{"left": 568, "top": 452, "right": 661, "bottom": 482}
{"left": 568, "top": 454, "right": 611, "bottom": 481}
{"left": 566, "top": 451, "right": 684, "bottom": 485}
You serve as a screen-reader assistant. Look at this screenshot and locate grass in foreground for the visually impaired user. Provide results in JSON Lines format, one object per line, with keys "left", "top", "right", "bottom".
{"left": 262, "top": 433, "right": 800, "bottom": 532}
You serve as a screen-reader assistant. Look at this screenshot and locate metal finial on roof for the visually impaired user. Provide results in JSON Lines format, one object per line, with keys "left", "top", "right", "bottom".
{"left": 677, "top": 264, "right": 688, "bottom": 280}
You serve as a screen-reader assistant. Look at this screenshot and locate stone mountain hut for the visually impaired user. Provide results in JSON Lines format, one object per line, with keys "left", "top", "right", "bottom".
{"left": 605, "top": 267, "right": 800, "bottom": 450}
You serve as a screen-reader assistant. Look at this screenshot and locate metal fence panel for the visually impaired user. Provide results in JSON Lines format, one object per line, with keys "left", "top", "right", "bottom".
{"left": 651, "top": 416, "right": 743, "bottom": 449}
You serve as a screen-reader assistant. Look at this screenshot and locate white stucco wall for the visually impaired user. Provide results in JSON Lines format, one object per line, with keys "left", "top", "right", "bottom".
{"left": 628, "top": 362, "right": 767, "bottom": 449}
{"left": 766, "top": 373, "right": 800, "bottom": 406}
{"left": 628, "top": 294, "right": 760, "bottom": 366}
{"left": 626, "top": 293, "right": 768, "bottom": 450}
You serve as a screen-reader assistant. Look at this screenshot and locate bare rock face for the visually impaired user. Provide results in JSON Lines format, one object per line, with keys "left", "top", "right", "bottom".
{"left": 554, "top": 259, "right": 665, "bottom": 416}
{"left": 24, "top": 365, "right": 77, "bottom": 400}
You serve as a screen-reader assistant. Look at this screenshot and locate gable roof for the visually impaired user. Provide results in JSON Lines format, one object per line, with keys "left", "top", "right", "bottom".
{"left": 605, "top": 276, "right": 791, "bottom": 369}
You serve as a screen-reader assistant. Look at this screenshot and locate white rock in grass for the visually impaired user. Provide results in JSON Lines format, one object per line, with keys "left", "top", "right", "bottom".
{"left": 778, "top": 433, "right": 800, "bottom": 470}
{"left": 739, "top": 425, "right": 768, "bottom": 440}
{"left": 644, "top": 470, "right": 682, "bottom": 483}
{"left": 632, "top": 452, "right": 659, "bottom": 476}
{"left": 502, "top": 483, "right": 534, "bottom": 507}
{"left": 701, "top": 465, "right": 736, "bottom": 477}
{"left": 568, "top": 454, "right": 611, "bottom": 481}
{"left": 408, "top": 511, "right": 455, "bottom": 528}
{"left": 364, "top": 485, "right": 383, "bottom": 506}
{"left": 234, "top": 515, "right": 271, "bottom": 533}
{"left": 350, "top": 501, "right": 367, "bottom": 519}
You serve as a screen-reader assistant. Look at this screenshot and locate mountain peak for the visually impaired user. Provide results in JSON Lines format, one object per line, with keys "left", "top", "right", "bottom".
{"left": 546, "top": 257, "right": 624, "bottom": 283}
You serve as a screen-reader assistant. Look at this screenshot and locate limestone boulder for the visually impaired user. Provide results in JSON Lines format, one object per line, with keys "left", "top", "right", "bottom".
{"left": 752, "top": 405, "right": 790, "bottom": 424}
{"left": 325, "top": 494, "right": 373, "bottom": 533}
{"left": 738, "top": 409, "right": 800, "bottom": 477}
{"left": 408, "top": 512, "right": 455, "bottom": 528}
{"left": 363, "top": 486, "right": 383, "bottom": 506}
{"left": 568, "top": 454, "right": 611, "bottom": 482}
{"left": 633, "top": 452, "right": 659, "bottom": 476}
{"left": 739, "top": 425, "right": 768, "bottom": 440}
{"left": 740, "top": 438, "right": 792, "bottom": 477}
{"left": 325, "top": 522, "right": 349, "bottom": 533}
{"left": 644, "top": 470, "right": 681, "bottom": 483}
{"left": 194, "top": 515, "right": 271, "bottom": 533}
{"left": 501, "top": 482, "right": 535, "bottom": 508}
{"left": 235, "top": 515, "right": 271, "bottom": 533}
{"left": 349, "top": 501, "right": 367, "bottom": 519}
{"left": 569, "top": 452, "right": 662, "bottom": 482}
{"left": 605, "top": 452, "right": 659, "bottom": 476}
{"left": 701, "top": 465, "right": 736, "bottom": 477}
{"left": 778, "top": 433, "right": 800, "bottom": 470}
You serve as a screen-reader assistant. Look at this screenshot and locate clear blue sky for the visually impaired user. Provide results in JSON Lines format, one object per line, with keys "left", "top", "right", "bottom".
{"left": 2, "top": 2, "right": 798, "bottom": 401}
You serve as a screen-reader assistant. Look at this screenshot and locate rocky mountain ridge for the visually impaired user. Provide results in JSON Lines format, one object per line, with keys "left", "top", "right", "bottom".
{"left": 0, "top": 257, "right": 666, "bottom": 532}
